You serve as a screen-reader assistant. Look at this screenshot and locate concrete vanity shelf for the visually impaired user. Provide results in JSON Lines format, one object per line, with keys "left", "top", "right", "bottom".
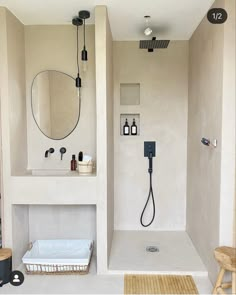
{"left": 9, "top": 176, "right": 97, "bottom": 205}
{"left": 30, "top": 169, "right": 96, "bottom": 177}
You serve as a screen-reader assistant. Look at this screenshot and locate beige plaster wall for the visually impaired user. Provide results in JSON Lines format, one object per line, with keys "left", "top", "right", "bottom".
{"left": 113, "top": 41, "right": 188, "bottom": 230}
{"left": 25, "top": 25, "right": 96, "bottom": 170}
{"left": 6, "top": 9, "right": 28, "bottom": 175}
{"left": 95, "top": 5, "right": 114, "bottom": 273}
{"left": 106, "top": 12, "right": 114, "bottom": 261}
{"left": 219, "top": 0, "right": 235, "bottom": 246}
{"left": 12, "top": 205, "right": 29, "bottom": 268}
{"left": 0, "top": 7, "right": 27, "bottom": 246}
{"left": 187, "top": 0, "right": 235, "bottom": 282}
{"left": 29, "top": 205, "right": 96, "bottom": 251}
{"left": 0, "top": 8, "right": 10, "bottom": 244}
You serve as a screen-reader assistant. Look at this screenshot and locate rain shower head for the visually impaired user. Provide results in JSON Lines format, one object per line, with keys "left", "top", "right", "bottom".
{"left": 139, "top": 38, "right": 170, "bottom": 51}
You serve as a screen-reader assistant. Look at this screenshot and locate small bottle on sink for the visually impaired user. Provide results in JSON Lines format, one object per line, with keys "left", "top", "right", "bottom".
{"left": 71, "top": 155, "right": 77, "bottom": 171}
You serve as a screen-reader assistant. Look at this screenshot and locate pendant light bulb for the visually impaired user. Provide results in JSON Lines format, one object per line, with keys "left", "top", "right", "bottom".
{"left": 82, "top": 60, "right": 88, "bottom": 72}
{"left": 81, "top": 46, "right": 88, "bottom": 61}
{"left": 76, "top": 74, "right": 81, "bottom": 97}
{"left": 76, "top": 73, "right": 81, "bottom": 88}
{"left": 77, "top": 87, "right": 80, "bottom": 98}
{"left": 81, "top": 46, "right": 88, "bottom": 72}
{"left": 144, "top": 15, "right": 152, "bottom": 36}
{"left": 144, "top": 27, "right": 153, "bottom": 36}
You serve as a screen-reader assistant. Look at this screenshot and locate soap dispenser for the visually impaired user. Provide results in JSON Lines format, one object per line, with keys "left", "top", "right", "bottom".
{"left": 123, "top": 119, "right": 130, "bottom": 136}
{"left": 131, "top": 119, "right": 137, "bottom": 135}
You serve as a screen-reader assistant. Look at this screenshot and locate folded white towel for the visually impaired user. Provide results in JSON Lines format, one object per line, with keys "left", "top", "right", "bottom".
{"left": 83, "top": 155, "right": 92, "bottom": 162}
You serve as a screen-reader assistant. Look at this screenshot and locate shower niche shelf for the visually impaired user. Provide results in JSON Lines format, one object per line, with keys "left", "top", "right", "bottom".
{"left": 120, "top": 114, "right": 140, "bottom": 136}
{"left": 120, "top": 83, "right": 140, "bottom": 105}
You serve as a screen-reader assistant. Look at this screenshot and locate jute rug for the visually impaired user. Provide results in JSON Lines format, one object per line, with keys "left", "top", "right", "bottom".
{"left": 124, "top": 274, "right": 199, "bottom": 294}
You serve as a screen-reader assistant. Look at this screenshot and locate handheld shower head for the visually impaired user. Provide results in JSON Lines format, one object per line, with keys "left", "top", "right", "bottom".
{"left": 201, "top": 138, "right": 217, "bottom": 148}
{"left": 201, "top": 138, "right": 210, "bottom": 146}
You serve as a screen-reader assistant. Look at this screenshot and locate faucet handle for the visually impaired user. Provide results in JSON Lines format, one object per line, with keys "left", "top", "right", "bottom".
{"left": 59, "top": 147, "right": 66, "bottom": 160}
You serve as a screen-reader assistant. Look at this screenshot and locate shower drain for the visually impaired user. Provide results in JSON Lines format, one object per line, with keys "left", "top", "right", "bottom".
{"left": 146, "top": 246, "right": 159, "bottom": 253}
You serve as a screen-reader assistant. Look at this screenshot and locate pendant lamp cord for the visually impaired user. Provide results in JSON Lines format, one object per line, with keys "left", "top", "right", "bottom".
{"left": 77, "top": 25, "right": 80, "bottom": 73}
{"left": 83, "top": 19, "right": 86, "bottom": 49}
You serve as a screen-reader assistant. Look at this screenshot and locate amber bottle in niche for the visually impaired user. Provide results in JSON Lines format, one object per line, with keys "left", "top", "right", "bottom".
{"left": 123, "top": 119, "right": 130, "bottom": 135}
{"left": 71, "top": 155, "right": 77, "bottom": 171}
{"left": 131, "top": 119, "right": 137, "bottom": 135}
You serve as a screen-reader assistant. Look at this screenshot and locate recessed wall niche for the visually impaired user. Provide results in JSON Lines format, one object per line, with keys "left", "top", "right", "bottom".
{"left": 120, "top": 114, "right": 140, "bottom": 136}
{"left": 120, "top": 83, "right": 140, "bottom": 105}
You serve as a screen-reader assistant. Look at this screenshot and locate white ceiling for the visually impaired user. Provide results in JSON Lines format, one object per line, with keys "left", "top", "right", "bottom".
{"left": 0, "top": 0, "right": 215, "bottom": 40}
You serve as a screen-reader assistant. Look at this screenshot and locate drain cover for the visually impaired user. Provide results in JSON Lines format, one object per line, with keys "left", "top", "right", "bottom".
{"left": 146, "top": 246, "right": 159, "bottom": 252}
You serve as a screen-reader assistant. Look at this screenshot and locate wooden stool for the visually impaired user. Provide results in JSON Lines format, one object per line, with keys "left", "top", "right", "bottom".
{"left": 212, "top": 246, "right": 236, "bottom": 294}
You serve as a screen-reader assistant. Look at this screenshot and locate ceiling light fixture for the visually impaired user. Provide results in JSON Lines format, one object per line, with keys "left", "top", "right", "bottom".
{"left": 144, "top": 15, "right": 152, "bottom": 36}
{"left": 72, "top": 16, "right": 83, "bottom": 93}
{"left": 79, "top": 10, "right": 90, "bottom": 72}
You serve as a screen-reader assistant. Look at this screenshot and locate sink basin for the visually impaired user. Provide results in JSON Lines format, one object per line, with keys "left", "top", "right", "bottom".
{"left": 31, "top": 169, "right": 75, "bottom": 176}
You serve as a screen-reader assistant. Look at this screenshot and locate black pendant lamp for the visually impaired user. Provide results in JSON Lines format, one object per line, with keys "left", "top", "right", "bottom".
{"left": 72, "top": 16, "right": 83, "bottom": 90}
{"left": 79, "top": 10, "right": 90, "bottom": 71}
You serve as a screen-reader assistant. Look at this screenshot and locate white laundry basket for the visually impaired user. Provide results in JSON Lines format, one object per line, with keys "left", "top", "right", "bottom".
{"left": 22, "top": 239, "right": 93, "bottom": 275}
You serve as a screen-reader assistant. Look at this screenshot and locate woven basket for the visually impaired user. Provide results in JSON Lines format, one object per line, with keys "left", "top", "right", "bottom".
{"left": 25, "top": 261, "right": 91, "bottom": 275}
{"left": 24, "top": 241, "right": 93, "bottom": 275}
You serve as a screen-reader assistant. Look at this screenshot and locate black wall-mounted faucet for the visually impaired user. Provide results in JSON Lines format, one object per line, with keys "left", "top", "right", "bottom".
{"left": 60, "top": 147, "right": 67, "bottom": 160}
{"left": 45, "top": 148, "right": 55, "bottom": 158}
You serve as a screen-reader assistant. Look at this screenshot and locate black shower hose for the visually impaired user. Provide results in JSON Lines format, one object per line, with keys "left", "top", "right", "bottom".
{"left": 140, "top": 170, "right": 156, "bottom": 227}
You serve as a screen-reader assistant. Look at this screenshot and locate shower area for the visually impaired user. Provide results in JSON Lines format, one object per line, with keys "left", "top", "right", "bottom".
{"left": 109, "top": 40, "right": 201, "bottom": 274}
{"left": 106, "top": 0, "right": 235, "bottom": 283}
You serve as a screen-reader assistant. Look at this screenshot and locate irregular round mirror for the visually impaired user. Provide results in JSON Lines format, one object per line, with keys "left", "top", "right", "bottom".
{"left": 31, "top": 70, "right": 80, "bottom": 140}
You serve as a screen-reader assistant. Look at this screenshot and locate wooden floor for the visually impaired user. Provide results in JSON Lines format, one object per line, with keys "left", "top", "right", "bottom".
{"left": 124, "top": 274, "right": 199, "bottom": 294}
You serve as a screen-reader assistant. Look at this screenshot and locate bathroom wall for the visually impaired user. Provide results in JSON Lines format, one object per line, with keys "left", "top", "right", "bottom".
{"left": 0, "top": 9, "right": 28, "bottom": 176}
{"left": 95, "top": 5, "right": 114, "bottom": 273}
{"left": 29, "top": 205, "right": 96, "bottom": 249}
{"left": 25, "top": 25, "right": 96, "bottom": 170}
{"left": 187, "top": 0, "right": 235, "bottom": 282}
{"left": 6, "top": 10, "right": 28, "bottom": 175}
{"left": 219, "top": 0, "right": 235, "bottom": 246}
{"left": 12, "top": 205, "right": 29, "bottom": 268}
{"left": 106, "top": 12, "right": 114, "bottom": 261}
{"left": 113, "top": 41, "right": 188, "bottom": 230}
{"left": 0, "top": 7, "right": 28, "bottom": 246}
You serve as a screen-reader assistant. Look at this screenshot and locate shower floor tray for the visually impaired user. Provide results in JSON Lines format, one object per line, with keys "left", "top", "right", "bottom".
{"left": 108, "top": 230, "right": 207, "bottom": 276}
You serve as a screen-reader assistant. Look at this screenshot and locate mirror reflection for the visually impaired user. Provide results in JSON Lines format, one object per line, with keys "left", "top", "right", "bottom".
{"left": 31, "top": 70, "right": 80, "bottom": 140}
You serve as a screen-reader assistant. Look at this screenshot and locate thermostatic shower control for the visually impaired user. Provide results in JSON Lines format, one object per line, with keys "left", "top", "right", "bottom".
{"left": 144, "top": 141, "right": 156, "bottom": 158}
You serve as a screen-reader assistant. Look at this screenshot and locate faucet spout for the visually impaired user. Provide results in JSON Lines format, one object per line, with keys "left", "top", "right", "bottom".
{"left": 45, "top": 148, "right": 55, "bottom": 158}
